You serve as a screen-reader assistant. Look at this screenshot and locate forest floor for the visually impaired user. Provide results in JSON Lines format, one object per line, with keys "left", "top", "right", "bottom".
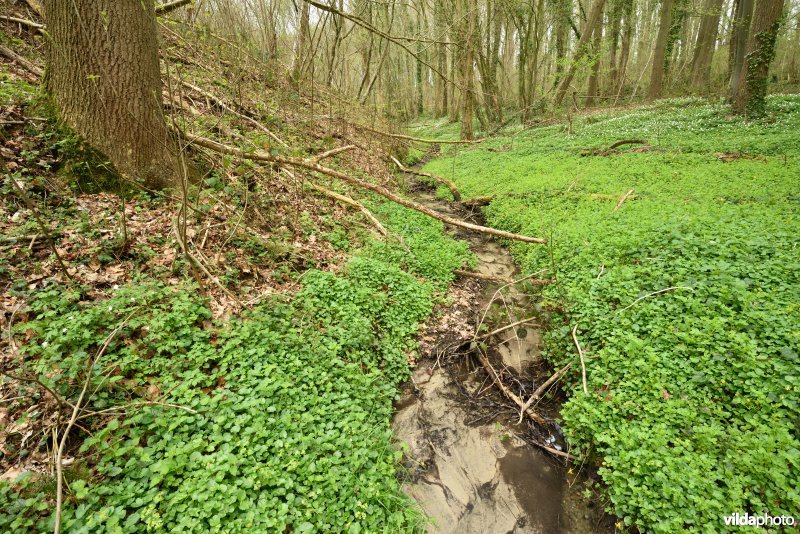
{"left": 1, "top": 10, "right": 799, "bottom": 533}
{"left": 419, "top": 96, "right": 800, "bottom": 531}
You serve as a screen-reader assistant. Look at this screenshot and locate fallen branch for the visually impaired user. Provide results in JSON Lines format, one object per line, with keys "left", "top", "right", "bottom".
{"left": 309, "top": 182, "right": 387, "bottom": 236}
{"left": 518, "top": 363, "right": 572, "bottom": 423}
{"left": 310, "top": 145, "right": 357, "bottom": 163}
{"left": 609, "top": 139, "right": 647, "bottom": 150}
{"left": 0, "top": 44, "right": 43, "bottom": 77}
{"left": 476, "top": 350, "right": 547, "bottom": 426}
{"left": 571, "top": 325, "right": 588, "bottom": 395}
{"left": 612, "top": 188, "right": 635, "bottom": 212}
{"left": 389, "top": 155, "right": 461, "bottom": 201}
{"left": 156, "top": 0, "right": 193, "bottom": 15}
{"left": 178, "top": 130, "right": 548, "bottom": 244}
{"left": 475, "top": 316, "right": 537, "bottom": 342}
{"left": 179, "top": 80, "right": 288, "bottom": 147}
{"left": 462, "top": 195, "right": 495, "bottom": 208}
{"left": 23, "top": 0, "right": 42, "bottom": 16}
{"left": 355, "top": 124, "right": 479, "bottom": 144}
{"left": 618, "top": 286, "right": 693, "bottom": 312}
{"left": 0, "top": 15, "right": 44, "bottom": 30}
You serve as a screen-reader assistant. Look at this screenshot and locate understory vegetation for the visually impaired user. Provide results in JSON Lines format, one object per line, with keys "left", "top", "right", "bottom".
{"left": 422, "top": 96, "right": 800, "bottom": 532}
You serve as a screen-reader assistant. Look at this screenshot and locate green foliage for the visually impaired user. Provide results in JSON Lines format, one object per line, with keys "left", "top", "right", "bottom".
{"left": 0, "top": 197, "right": 471, "bottom": 531}
{"left": 422, "top": 96, "right": 800, "bottom": 532}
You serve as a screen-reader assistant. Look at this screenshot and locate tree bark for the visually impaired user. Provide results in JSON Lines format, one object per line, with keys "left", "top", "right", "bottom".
{"left": 732, "top": 0, "right": 785, "bottom": 116}
{"left": 728, "top": 0, "right": 754, "bottom": 101}
{"left": 689, "top": 0, "right": 724, "bottom": 92}
{"left": 43, "top": 0, "right": 178, "bottom": 189}
{"left": 461, "top": 0, "right": 476, "bottom": 139}
{"left": 554, "top": 0, "right": 606, "bottom": 107}
{"left": 647, "top": 0, "right": 675, "bottom": 99}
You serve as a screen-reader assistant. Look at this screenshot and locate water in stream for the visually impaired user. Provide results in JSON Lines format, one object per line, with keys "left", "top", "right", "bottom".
{"left": 392, "top": 191, "right": 610, "bottom": 533}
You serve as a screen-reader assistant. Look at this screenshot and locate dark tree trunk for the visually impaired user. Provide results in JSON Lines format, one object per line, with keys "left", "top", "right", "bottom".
{"left": 44, "top": 0, "right": 178, "bottom": 189}
{"left": 648, "top": 0, "right": 675, "bottom": 99}
{"left": 732, "top": 0, "right": 785, "bottom": 116}
{"left": 728, "top": 0, "right": 754, "bottom": 101}
{"left": 689, "top": 0, "right": 724, "bottom": 92}
{"left": 554, "top": 0, "right": 606, "bottom": 106}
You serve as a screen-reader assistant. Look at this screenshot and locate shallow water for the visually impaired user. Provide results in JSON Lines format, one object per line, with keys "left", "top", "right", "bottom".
{"left": 392, "top": 191, "right": 609, "bottom": 533}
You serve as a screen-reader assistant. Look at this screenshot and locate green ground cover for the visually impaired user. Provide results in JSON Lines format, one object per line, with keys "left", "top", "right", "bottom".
{"left": 423, "top": 96, "right": 800, "bottom": 532}
{"left": 1, "top": 201, "right": 471, "bottom": 533}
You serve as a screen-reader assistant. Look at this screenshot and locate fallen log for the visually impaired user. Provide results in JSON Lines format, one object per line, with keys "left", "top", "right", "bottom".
{"left": 609, "top": 139, "right": 647, "bottom": 150}
{"left": 0, "top": 44, "right": 43, "bottom": 77}
{"left": 389, "top": 155, "right": 461, "bottom": 201}
{"left": 178, "top": 130, "right": 548, "bottom": 245}
{"left": 462, "top": 195, "right": 495, "bottom": 208}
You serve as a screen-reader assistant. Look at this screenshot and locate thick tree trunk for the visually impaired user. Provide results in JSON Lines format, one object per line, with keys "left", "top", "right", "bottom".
{"left": 689, "top": 0, "right": 724, "bottom": 92}
{"left": 290, "top": 0, "right": 311, "bottom": 85}
{"left": 648, "top": 0, "right": 675, "bottom": 99}
{"left": 732, "top": 0, "right": 785, "bottom": 116}
{"left": 44, "top": 0, "right": 178, "bottom": 189}
{"left": 728, "top": 0, "right": 754, "bottom": 101}
{"left": 554, "top": 0, "right": 606, "bottom": 106}
{"left": 586, "top": 25, "right": 602, "bottom": 106}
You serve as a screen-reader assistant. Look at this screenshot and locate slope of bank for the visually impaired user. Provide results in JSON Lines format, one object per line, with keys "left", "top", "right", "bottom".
{"left": 420, "top": 96, "right": 800, "bottom": 532}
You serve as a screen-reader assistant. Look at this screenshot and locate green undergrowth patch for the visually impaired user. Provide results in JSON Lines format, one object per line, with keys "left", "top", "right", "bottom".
{"left": 422, "top": 96, "right": 800, "bottom": 532}
{"left": 1, "top": 198, "right": 471, "bottom": 532}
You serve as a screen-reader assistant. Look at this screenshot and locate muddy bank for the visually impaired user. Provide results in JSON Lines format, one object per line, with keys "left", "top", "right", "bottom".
{"left": 392, "top": 189, "right": 611, "bottom": 533}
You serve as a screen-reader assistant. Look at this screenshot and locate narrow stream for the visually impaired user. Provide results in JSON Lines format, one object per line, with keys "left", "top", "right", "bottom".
{"left": 392, "top": 189, "right": 610, "bottom": 533}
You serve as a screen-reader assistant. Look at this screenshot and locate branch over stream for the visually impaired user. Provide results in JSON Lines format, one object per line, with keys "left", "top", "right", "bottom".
{"left": 178, "top": 131, "right": 548, "bottom": 244}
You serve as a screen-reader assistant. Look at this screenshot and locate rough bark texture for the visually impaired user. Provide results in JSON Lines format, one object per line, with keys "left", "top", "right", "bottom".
{"left": 44, "top": 0, "right": 178, "bottom": 189}
{"left": 647, "top": 0, "right": 674, "bottom": 99}
{"left": 461, "top": 0, "right": 476, "bottom": 139}
{"left": 689, "top": 0, "right": 724, "bottom": 92}
{"left": 732, "top": 0, "right": 785, "bottom": 117}
{"left": 728, "top": 0, "right": 754, "bottom": 101}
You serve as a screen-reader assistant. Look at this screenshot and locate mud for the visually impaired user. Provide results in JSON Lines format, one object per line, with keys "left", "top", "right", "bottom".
{"left": 392, "top": 189, "right": 611, "bottom": 533}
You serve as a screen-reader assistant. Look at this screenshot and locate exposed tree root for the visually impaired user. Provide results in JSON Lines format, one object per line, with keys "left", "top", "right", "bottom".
{"left": 177, "top": 130, "right": 548, "bottom": 244}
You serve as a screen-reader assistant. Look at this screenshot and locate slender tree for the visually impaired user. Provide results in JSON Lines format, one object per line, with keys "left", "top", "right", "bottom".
{"left": 689, "top": 0, "right": 725, "bottom": 92}
{"left": 728, "top": 0, "right": 754, "bottom": 100}
{"left": 554, "top": 0, "right": 606, "bottom": 106}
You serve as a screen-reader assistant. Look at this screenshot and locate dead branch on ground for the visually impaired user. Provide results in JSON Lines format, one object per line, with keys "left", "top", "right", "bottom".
{"left": 389, "top": 155, "right": 462, "bottom": 201}
{"left": 0, "top": 44, "right": 43, "bottom": 77}
{"left": 518, "top": 363, "right": 572, "bottom": 423}
{"left": 309, "top": 182, "right": 387, "bottom": 236}
{"left": 177, "top": 130, "right": 548, "bottom": 245}
{"left": 612, "top": 188, "right": 635, "bottom": 212}
{"left": 609, "top": 139, "right": 647, "bottom": 150}
{"left": 571, "top": 325, "right": 588, "bottom": 395}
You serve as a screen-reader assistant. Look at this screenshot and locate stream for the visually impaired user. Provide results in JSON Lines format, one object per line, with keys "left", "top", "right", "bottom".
{"left": 392, "top": 188, "right": 611, "bottom": 533}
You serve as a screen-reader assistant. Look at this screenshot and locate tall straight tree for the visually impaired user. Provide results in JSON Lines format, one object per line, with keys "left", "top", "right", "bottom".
{"left": 689, "top": 0, "right": 725, "bottom": 92}
{"left": 461, "top": 0, "right": 477, "bottom": 139}
{"left": 44, "top": 0, "right": 178, "bottom": 189}
{"left": 648, "top": 0, "right": 675, "bottom": 99}
{"left": 732, "top": 0, "right": 785, "bottom": 116}
{"left": 728, "top": 0, "right": 754, "bottom": 100}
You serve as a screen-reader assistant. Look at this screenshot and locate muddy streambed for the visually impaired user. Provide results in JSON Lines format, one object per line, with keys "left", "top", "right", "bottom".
{"left": 392, "top": 190, "right": 610, "bottom": 533}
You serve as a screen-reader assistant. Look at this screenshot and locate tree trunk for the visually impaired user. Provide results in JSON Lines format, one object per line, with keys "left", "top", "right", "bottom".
{"left": 461, "top": 0, "right": 476, "bottom": 139}
{"left": 554, "top": 0, "right": 606, "bottom": 107}
{"left": 732, "top": 0, "right": 785, "bottom": 116}
{"left": 728, "top": 0, "right": 753, "bottom": 101}
{"left": 647, "top": 0, "right": 674, "bottom": 99}
{"left": 586, "top": 25, "right": 602, "bottom": 106}
{"left": 615, "top": 0, "right": 634, "bottom": 95}
{"left": 291, "top": 0, "right": 311, "bottom": 85}
{"left": 44, "top": 0, "right": 178, "bottom": 189}
{"left": 689, "top": 0, "right": 724, "bottom": 92}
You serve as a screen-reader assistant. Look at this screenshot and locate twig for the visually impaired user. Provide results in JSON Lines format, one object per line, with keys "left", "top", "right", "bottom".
{"left": 618, "top": 286, "right": 693, "bottom": 312}
{"left": 54, "top": 311, "right": 138, "bottom": 534}
{"left": 475, "top": 316, "right": 537, "bottom": 342}
{"left": 177, "top": 130, "right": 548, "bottom": 245}
{"left": 476, "top": 350, "right": 548, "bottom": 426}
{"left": 518, "top": 363, "right": 572, "bottom": 423}
{"left": 612, "top": 188, "right": 635, "bottom": 212}
{"left": 0, "top": 15, "right": 44, "bottom": 30}
{"left": 571, "top": 325, "right": 588, "bottom": 395}
{"left": 309, "top": 182, "right": 387, "bottom": 236}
